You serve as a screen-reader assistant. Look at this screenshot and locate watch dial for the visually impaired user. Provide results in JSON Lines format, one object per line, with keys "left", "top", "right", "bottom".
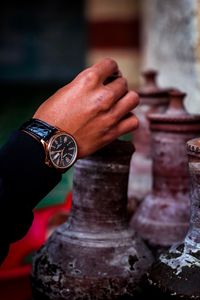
{"left": 48, "top": 133, "right": 77, "bottom": 169}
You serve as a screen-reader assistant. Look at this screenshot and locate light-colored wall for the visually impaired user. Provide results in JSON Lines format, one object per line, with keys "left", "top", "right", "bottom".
{"left": 142, "top": 0, "right": 200, "bottom": 113}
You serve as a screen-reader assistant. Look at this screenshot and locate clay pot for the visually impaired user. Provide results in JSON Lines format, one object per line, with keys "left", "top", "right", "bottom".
{"left": 128, "top": 70, "right": 169, "bottom": 210}
{"left": 148, "top": 137, "right": 200, "bottom": 299}
{"left": 131, "top": 90, "right": 200, "bottom": 248}
{"left": 31, "top": 140, "right": 153, "bottom": 300}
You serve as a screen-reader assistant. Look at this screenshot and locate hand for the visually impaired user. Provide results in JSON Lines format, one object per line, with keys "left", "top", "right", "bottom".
{"left": 33, "top": 58, "right": 139, "bottom": 158}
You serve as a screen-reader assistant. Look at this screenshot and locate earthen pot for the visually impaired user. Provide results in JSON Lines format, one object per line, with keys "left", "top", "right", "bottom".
{"left": 131, "top": 90, "right": 200, "bottom": 248}
{"left": 148, "top": 137, "right": 200, "bottom": 299}
{"left": 31, "top": 140, "right": 153, "bottom": 300}
{"left": 128, "top": 70, "right": 169, "bottom": 210}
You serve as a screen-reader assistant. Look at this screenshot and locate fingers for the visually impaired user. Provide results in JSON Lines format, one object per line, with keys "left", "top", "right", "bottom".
{"left": 91, "top": 58, "right": 119, "bottom": 83}
{"left": 103, "top": 70, "right": 122, "bottom": 85}
{"left": 74, "top": 58, "right": 120, "bottom": 90}
{"left": 75, "top": 58, "right": 123, "bottom": 92}
{"left": 104, "top": 113, "right": 139, "bottom": 142}
{"left": 104, "top": 76, "right": 128, "bottom": 103}
{"left": 116, "top": 113, "right": 139, "bottom": 135}
{"left": 106, "top": 75, "right": 128, "bottom": 91}
{"left": 107, "top": 90, "right": 139, "bottom": 121}
{"left": 93, "top": 77, "right": 129, "bottom": 113}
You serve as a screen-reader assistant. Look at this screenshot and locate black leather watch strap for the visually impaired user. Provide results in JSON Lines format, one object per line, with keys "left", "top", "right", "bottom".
{"left": 20, "top": 118, "right": 57, "bottom": 142}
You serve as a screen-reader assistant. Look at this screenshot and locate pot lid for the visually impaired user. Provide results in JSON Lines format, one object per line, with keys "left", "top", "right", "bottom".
{"left": 148, "top": 90, "right": 200, "bottom": 124}
{"left": 137, "top": 70, "right": 169, "bottom": 98}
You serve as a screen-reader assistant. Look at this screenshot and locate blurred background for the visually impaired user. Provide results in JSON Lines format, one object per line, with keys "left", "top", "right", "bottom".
{"left": 1, "top": 0, "right": 200, "bottom": 207}
{"left": 0, "top": 0, "right": 142, "bottom": 208}
{"left": 1, "top": 0, "right": 200, "bottom": 297}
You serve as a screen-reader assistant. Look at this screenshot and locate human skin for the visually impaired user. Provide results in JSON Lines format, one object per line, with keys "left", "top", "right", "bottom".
{"left": 33, "top": 58, "right": 139, "bottom": 158}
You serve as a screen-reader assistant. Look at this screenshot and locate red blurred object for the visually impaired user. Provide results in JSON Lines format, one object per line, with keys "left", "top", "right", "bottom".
{"left": 0, "top": 265, "right": 32, "bottom": 300}
{"left": 1, "top": 192, "right": 72, "bottom": 269}
{"left": 0, "top": 192, "right": 72, "bottom": 300}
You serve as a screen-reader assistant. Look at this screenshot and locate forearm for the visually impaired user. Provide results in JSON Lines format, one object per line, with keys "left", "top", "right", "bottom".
{"left": 0, "top": 130, "right": 61, "bottom": 264}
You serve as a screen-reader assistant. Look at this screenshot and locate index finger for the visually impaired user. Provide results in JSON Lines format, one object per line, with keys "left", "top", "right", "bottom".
{"left": 92, "top": 58, "right": 120, "bottom": 83}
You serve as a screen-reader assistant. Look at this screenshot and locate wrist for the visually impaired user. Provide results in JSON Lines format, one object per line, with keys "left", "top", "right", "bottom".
{"left": 20, "top": 118, "right": 78, "bottom": 173}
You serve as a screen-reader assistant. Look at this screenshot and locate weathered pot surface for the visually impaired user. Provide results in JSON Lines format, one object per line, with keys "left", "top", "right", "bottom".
{"left": 31, "top": 140, "right": 153, "bottom": 300}
{"left": 147, "top": 137, "right": 200, "bottom": 299}
{"left": 131, "top": 90, "right": 200, "bottom": 248}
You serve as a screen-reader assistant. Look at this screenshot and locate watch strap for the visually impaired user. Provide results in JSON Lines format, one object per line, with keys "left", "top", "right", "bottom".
{"left": 20, "top": 118, "right": 57, "bottom": 142}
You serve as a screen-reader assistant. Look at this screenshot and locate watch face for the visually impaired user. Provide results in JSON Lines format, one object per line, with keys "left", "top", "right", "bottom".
{"left": 48, "top": 132, "right": 78, "bottom": 170}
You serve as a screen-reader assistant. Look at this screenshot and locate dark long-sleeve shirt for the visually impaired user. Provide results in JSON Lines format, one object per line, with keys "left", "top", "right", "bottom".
{"left": 0, "top": 130, "right": 61, "bottom": 264}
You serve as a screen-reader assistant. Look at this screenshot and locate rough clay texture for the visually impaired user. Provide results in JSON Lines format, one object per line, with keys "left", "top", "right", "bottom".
{"left": 32, "top": 140, "right": 153, "bottom": 300}
{"left": 148, "top": 141, "right": 200, "bottom": 299}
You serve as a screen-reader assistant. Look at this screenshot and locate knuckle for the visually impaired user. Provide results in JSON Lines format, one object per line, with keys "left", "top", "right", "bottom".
{"left": 93, "top": 91, "right": 110, "bottom": 112}
{"left": 130, "top": 115, "right": 139, "bottom": 129}
{"left": 111, "top": 112, "right": 118, "bottom": 124}
{"left": 97, "top": 88, "right": 115, "bottom": 111}
{"left": 82, "top": 69, "right": 99, "bottom": 86}
{"left": 120, "top": 77, "right": 128, "bottom": 89}
{"left": 88, "top": 102, "right": 99, "bottom": 115}
{"left": 129, "top": 90, "right": 140, "bottom": 104}
{"left": 101, "top": 101, "right": 111, "bottom": 112}
{"left": 129, "top": 96, "right": 139, "bottom": 109}
{"left": 106, "top": 113, "right": 118, "bottom": 128}
{"left": 104, "top": 57, "right": 118, "bottom": 69}
{"left": 105, "top": 88, "right": 115, "bottom": 102}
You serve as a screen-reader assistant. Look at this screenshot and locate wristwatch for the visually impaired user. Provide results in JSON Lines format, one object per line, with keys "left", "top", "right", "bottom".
{"left": 20, "top": 118, "right": 78, "bottom": 172}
